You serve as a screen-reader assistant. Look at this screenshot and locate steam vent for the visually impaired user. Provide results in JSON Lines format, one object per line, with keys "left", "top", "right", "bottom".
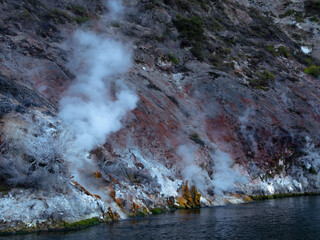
{"left": 1, "top": 0, "right": 320, "bottom": 237}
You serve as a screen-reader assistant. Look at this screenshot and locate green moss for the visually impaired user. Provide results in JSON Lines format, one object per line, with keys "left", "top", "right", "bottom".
{"left": 136, "top": 211, "right": 147, "bottom": 217}
{"left": 251, "top": 192, "right": 319, "bottom": 201}
{"left": 61, "top": 218, "right": 100, "bottom": 230}
{"left": 151, "top": 208, "right": 165, "bottom": 215}
{"left": 304, "top": 65, "right": 320, "bottom": 78}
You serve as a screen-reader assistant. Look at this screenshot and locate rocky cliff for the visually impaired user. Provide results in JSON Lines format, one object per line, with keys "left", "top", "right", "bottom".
{"left": 1, "top": 0, "right": 320, "bottom": 234}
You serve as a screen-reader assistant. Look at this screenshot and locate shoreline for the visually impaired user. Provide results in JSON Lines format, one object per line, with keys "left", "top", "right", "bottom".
{"left": 1, "top": 192, "right": 320, "bottom": 236}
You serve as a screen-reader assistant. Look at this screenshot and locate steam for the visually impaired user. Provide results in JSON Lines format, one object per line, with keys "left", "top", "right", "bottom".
{"left": 177, "top": 144, "right": 210, "bottom": 193}
{"left": 105, "top": 0, "right": 124, "bottom": 19}
{"left": 177, "top": 144, "right": 248, "bottom": 196}
{"left": 239, "top": 106, "right": 257, "bottom": 154}
{"left": 212, "top": 150, "right": 248, "bottom": 195}
{"left": 59, "top": 30, "right": 137, "bottom": 153}
{"left": 59, "top": 0, "right": 138, "bottom": 182}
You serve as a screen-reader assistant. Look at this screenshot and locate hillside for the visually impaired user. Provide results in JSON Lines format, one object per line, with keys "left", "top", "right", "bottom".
{"left": 0, "top": 0, "right": 320, "bottom": 234}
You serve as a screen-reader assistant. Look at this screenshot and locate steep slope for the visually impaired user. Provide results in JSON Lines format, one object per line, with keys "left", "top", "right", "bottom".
{"left": 1, "top": 0, "right": 320, "bottom": 233}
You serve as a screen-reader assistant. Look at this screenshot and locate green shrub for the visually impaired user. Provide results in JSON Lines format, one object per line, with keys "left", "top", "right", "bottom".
{"left": 280, "top": 10, "right": 304, "bottom": 22}
{"left": 47, "top": 8, "right": 70, "bottom": 24}
{"left": 250, "top": 70, "right": 275, "bottom": 90}
{"left": 279, "top": 9, "right": 296, "bottom": 18}
{"left": 190, "top": 46, "right": 204, "bottom": 60}
{"left": 167, "top": 54, "right": 179, "bottom": 65}
{"left": 310, "top": 15, "right": 319, "bottom": 22}
{"left": 267, "top": 45, "right": 278, "bottom": 56}
{"left": 72, "top": 16, "right": 90, "bottom": 24}
{"left": 173, "top": 15, "right": 204, "bottom": 44}
{"left": 304, "top": 65, "right": 320, "bottom": 77}
{"left": 278, "top": 46, "right": 290, "bottom": 58}
{"left": 261, "top": 70, "right": 275, "bottom": 82}
{"left": 68, "top": 4, "right": 91, "bottom": 24}
{"left": 173, "top": 15, "right": 205, "bottom": 59}
{"left": 190, "top": 133, "right": 205, "bottom": 147}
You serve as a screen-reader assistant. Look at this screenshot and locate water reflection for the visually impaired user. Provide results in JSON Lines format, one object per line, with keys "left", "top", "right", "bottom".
{"left": 3, "top": 196, "right": 320, "bottom": 240}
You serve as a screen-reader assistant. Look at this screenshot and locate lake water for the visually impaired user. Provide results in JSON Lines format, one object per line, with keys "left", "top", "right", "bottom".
{"left": 4, "top": 196, "right": 320, "bottom": 240}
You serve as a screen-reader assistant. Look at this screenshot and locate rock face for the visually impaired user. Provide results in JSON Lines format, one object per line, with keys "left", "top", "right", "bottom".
{"left": 1, "top": 0, "right": 320, "bottom": 233}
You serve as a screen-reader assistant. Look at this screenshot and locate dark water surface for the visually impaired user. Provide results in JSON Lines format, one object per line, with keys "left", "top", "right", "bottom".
{"left": 4, "top": 196, "right": 320, "bottom": 240}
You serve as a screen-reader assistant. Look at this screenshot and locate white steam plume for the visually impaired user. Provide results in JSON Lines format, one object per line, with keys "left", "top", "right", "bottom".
{"left": 59, "top": 30, "right": 138, "bottom": 154}
{"left": 212, "top": 150, "right": 248, "bottom": 195}
{"left": 59, "top": 1, "right": 138, "bottom": 187}
{"left": 177, "top": 144, "right": 210, "bottom": 193}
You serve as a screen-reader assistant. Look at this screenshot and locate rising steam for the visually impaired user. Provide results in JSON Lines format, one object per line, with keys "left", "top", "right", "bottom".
{"left": 59, "top": 0, "right": 138, "bottom": 182}
{"left": 59, "top": 30, "right": 137, "bottom": 153}
{"left": 177, "top": 144, "right": 248, "bottom": 196}
{"left": 212, "top": 150, "right": 248, "bottom": 195}
{"left": 177, "top": 144, "right": 210, "bottom": 193}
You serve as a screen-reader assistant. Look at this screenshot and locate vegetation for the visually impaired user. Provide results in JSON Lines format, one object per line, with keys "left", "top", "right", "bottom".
{"left": 173, "top": 15, "right": 205, "bottom": 60}
{"left": 167, "top": 54, "right": 179, "bottom": 65}
{"left": 61, "top": 218, "right": 100, "bottom": 230}
{"left": 67, "top": 4, "right": 91, "bottom": 24}
{"left": 278, "top": 46, "right": 290, "bottom": 58}
{"left": 173, "top": 15, "right": 204, "bottom": 44}
{"left": 304, "top": 65, "right": 320, "bottom": 78}
{"left": 205, "top": 16, "right": 224, "bottom": 32}
{"left": 250, "top": 70, "right": 275, "bottom": 90}
{"left": 151, "top": 208, "right": 166, "bottom": 215}
{"left": 0, "top": 128, "right": 68, "bottom": 190}
{"left": 250, "top": 192, "right": 319, "bottom": 201}
{"left": 267, "top": 45, "right": 278, "bottom": 56}
{"left": 189, "top": 133, "right": 205, "bottom": 147}
{"left": 279, "top": 10, "right": 304, "bottom": 22}
{"left": 0, "top": 183, "right": 10, "bottom": 196}
{"left": 47, "top": 8, "right": 70, "bottom": 24}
